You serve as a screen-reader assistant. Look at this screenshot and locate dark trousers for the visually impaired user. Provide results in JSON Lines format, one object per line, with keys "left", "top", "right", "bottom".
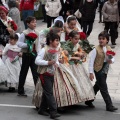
{"left": 22, "top": 10, "right": 34, "bottom": 29}
{"left": 82, "top": 21, "right": 94, "bottom": 36}
{"left": 94, "top": 70, "right": 113, "bottom": 109}
{"left": 86, "top": 64, "right": 113, "bottom": 109}
{"left": 47, "top": 15, "right": 57, "bottom": 28}
{"left": 18, "top": 53, "right": 38, "bottom": 94}
{"left": 42, "top": 5, "right": 47, "bottom": 22}
{"left": 40, "top": 74, "right": 57, "bottom": 114}
{"left": 99, "top": 6, "right": 103, "bottom": 22}
{"left": 104, "top": 22, "right": 118, "bottom": 44}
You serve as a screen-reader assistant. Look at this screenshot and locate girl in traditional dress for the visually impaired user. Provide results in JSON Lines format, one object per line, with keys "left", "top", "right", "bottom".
{"left": 64, "top": 16, "right": 82, "bottom": 41}
{"left": 62, "top": 30, "right": 95, "bottom": 106}
{"left": 2, "top": 34, "right": 21, "bottom": 92}
{"left": 38, "top": 16, "right": 64, "bottom": 52}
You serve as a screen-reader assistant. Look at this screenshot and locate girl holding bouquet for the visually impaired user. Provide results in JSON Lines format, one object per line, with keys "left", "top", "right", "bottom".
{"left": 86, "top": 31, "right": 118, "bottom": 112}
{"left": 35, "top": 31, "right": 60, "bottom": 119}
{"left": 2, "top": 34, "right": 21, "bottom": 92}
{"left": 61, "top": 30, "right": 95, "bottom": 104}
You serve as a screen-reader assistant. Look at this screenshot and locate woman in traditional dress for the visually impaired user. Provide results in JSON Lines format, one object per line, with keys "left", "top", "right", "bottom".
{"left": 0, "top": 6, "right": 17, "bottom": 54}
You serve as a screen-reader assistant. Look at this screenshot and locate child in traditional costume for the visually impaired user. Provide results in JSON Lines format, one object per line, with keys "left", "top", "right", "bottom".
{"left": 2, "top": 34, "right": 21, "bottom": 91}
{"left": 17, "top": 16, "right": 39, "bottom": 96}
{"left": 35, "top": 31, "right": 61, "bottom": 119}
{"left": 38, "top": 16, "right": 64, "bottom": 52}
{"left": 86, "top": 31, "right": 118, "bottom": 111}
{"left": 64, "top": 16, "right": 82, "bottom": 41}
{"left": 62, "top": 30, "right": 95, "bottom": 104}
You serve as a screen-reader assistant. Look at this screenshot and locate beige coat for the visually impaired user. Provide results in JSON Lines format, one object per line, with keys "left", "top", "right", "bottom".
{"left": 45, "top": 0, "right": 62, "bottom": 17}
{"left": 102, "top": 1, "right": 119, "bottom": 22}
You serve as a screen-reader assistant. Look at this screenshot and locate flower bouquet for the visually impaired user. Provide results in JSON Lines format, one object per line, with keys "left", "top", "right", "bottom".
{"left": 25, "top": 33, "right": 38, "bottom": 55}
{"left": 106, "top": 50, "right": 116, "bottom": 60}
{"left": 8, "top": 20, "right": 18, "bottom": 31}
{"left": 47, "top": 49, "right": 58, "bottom": 74}
{"left": 79, "top": 32, "right": 94, "bottom": 54}
{"left": 102, "top": 50, "right": 116, "bottom": 74}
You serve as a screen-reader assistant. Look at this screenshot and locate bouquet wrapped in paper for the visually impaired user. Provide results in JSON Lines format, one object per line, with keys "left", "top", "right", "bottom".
{"left": 25, "top": 33, "right": 38, "bottom": 55}
{"left": 106, "top": 50, "right": 116, "bottom": 60}
{"left": 47, "top": 49, "right": 58, "bottom": 74}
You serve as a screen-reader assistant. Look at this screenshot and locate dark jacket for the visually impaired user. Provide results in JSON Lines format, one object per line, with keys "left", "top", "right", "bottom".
{"left": 79, "top": 0, "right": 98, "bottom": 22}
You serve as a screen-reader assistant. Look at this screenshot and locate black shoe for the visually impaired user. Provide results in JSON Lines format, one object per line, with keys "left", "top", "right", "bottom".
{"left": 17, "top": 93, "right": 27, "bottom": 97}
{"left": 112, "top": 43, "right": 116, "bottom": 45}
{"left": 8, "top": 87, "right": 15, "bottom": 92}
{"left": 38, "top": 110, "right": 49, "bottom": 116}
{"left": 85, "top": 101, "right": 95, "bottom": 108}
{"left": 106, "top": 107, "right": 116, "bottom": 112}
{"left": 50, "top": 113, "right": 61, "bottom": 119}
{"left": 112, "top": 106, "right": 118, "bottom": 110}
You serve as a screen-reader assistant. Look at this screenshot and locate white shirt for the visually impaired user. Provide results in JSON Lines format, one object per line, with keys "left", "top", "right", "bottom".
{"left": 35, "top": 47, "right": 59, "bottom": 66}
{"left": 89, "top": 46, "right": 115, "bottom": 73}
{"left": 17, "top": 28, "right": 40, "bottom": 53}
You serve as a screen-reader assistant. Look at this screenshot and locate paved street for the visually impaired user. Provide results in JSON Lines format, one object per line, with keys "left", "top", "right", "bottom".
{"left": 0, "top": 13, "right": 120, "bottom": 120}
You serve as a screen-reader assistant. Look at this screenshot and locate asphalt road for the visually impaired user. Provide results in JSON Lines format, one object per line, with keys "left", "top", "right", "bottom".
{"left": 0, "top": 86, "right": 120, "bottom": 120}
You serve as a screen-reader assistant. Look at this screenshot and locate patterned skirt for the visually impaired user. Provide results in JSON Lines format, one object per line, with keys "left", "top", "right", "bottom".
{"left": 32, "top": 64, "right": 95, "bottom": 108}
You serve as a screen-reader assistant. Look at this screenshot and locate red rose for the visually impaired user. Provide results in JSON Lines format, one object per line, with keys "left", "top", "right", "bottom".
{"left": 11, "top": 21, "right": 18, "bottom": 31}
{"left": 79, "top": 32, "right": 86, "bottom": 40}
{"left": 48, "top": 49, "right": 58, "bottom": 54}
{"left": 106, "top": 50, "right": 116, "bottom": 56}
{"left": 26, "top": 33, "right": 38, "bottom": 39}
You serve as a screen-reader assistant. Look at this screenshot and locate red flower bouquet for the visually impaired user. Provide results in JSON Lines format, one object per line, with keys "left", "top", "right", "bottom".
{"left": 26, "top": 33, "right": 38, "bottom": 41}
{"left": 106, "top": 50, "right": 116, "bottom": 59}
{"left": 79, "top": 32, "right": 86, "bottom": 40}
{"left": 48, "top": 49, "right": 58, "bottom": 54}
{"left": 25, "top": 33, "right": 38, "bottom": 55}
{"left": 8, "top": 20, "right": 18, "bottom": 31}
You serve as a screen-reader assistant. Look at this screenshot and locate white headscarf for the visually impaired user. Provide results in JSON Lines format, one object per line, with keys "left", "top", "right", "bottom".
{"left": 53, "top": 16, "right": 64, "bottom": 26}
{"left": 66, "top": 15, "right": 82, "bottom": 32}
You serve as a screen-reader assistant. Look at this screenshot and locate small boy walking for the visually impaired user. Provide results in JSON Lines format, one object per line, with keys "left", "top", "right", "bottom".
{"left": 35, "top": 31, "right": 60, "bottom": 119}
{"left": 17, "top": 16, "right": 39, "bottom": 96}
{"left": 85, "top": 31, "right": 118, "bottom": 112}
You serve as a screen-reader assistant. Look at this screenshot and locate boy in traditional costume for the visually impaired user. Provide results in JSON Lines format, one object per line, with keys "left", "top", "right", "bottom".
{"left": 86, "top": 31, "right": 118, "bottom": 111}
{"left": 17, "top": 16, "right": 39, "bottom": 96}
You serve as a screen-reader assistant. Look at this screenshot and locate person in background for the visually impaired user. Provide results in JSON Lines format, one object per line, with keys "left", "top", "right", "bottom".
{"left": 79, "top": 0, "right": 98, "bottom": 37}
{"left": 98, "top": 0, "right": 106, "bottom": 23}
{"left": 45, "top": 0, "right": 62, "bottom": 27}
{"left": 102, "top": 0, "right": 119, "bottom": 46}
{"left": 20, "top": 0, "right": 36, "bottom": 29}
{"left": 86, "top": 31, "right": 118, "bottom": 112}
{"left": 8, "top": 0, "right": 22, "bottom": 33}
{"left": 0, "top": 0, "right": 9, "bottom": 9}
{"left": 41, "top": 0, "right": 47, "bottom": 22}
{"left": 17, "top": 16, "right": 39, "bottom": 96}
